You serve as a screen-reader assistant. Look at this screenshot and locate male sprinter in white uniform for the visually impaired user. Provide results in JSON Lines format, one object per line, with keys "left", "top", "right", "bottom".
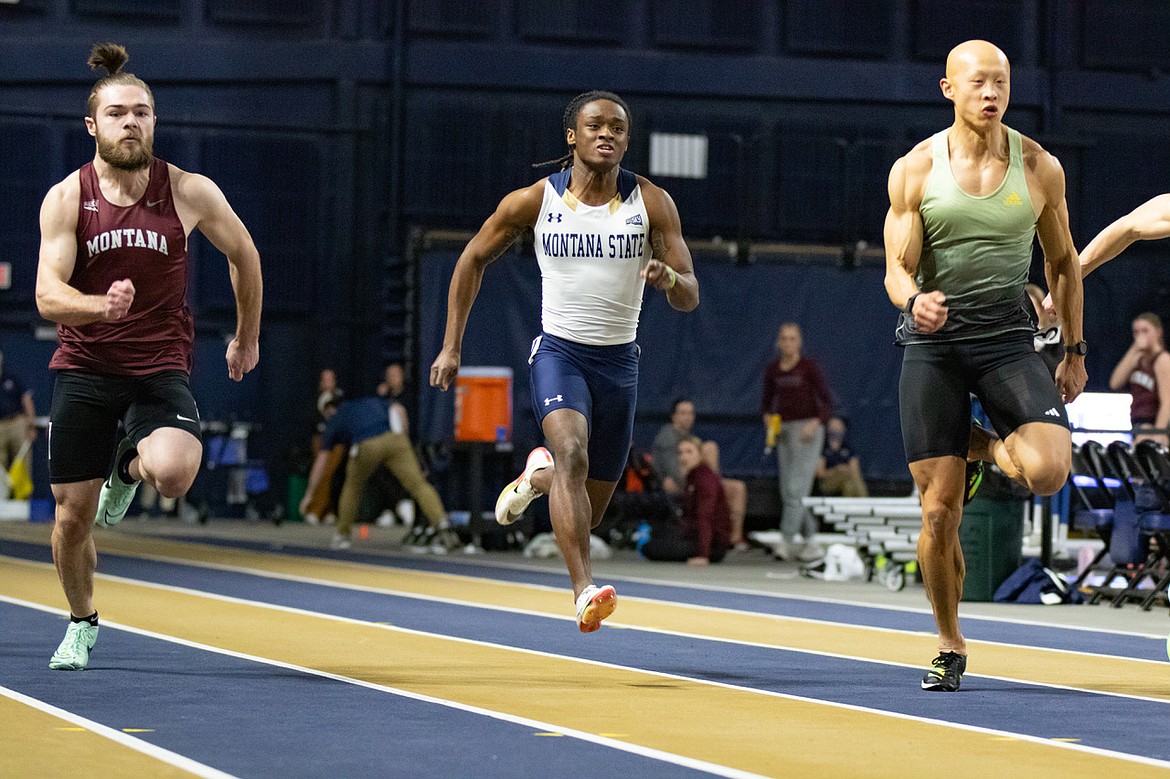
{"left": 430, "top": 90, "right": 698, "bottom": 632}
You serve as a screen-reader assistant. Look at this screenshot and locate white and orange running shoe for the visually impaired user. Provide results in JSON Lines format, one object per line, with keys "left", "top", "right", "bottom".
{"left": 575, "top": 584, "right": 618, "bottom": 633}
{"left": 495, "top": 446, "right": 554, "bottom": 525}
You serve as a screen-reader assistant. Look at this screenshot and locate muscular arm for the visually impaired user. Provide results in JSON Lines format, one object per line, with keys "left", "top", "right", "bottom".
{"left": 1034, "top": 150, "right": 1086, "bottom": 402}
{"left": 1080, "top": 194, "right": 1170, "bottom": 278}
{"left": 175, "top": 170, "right": 262, "bottom": 381}
{"left": 642, "top": 181, "right": 699, "bottom": 312}
{"left": 882, "top": 150, "right": 946, "bottom": 332}
{"left": 35, "top": 176, "right": 133, "bottom": 326}
{"left": 429, "top": 183, "right": 543, "bottom": 391}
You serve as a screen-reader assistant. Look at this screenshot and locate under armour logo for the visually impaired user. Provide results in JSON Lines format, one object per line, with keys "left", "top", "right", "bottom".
{"left": 547, "top": 213, "right": 562, "bottom": 223}
{"left": 1045, "top": 408, "right": 1060, "bottom": 417}
{"left": 543, "top": 395, "right": 563, "bottom": 406}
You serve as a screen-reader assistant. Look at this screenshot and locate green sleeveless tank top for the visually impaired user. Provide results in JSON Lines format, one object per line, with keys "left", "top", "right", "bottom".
{"left": 896, "top": 126, "right": 1037, "bottom": 344}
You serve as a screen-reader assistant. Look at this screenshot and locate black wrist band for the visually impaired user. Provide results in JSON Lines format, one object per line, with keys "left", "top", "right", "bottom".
{"left": 905, "top": 293, "right": 921, "bottom": 315}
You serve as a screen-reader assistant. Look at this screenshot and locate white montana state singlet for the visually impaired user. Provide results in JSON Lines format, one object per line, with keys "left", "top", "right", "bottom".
{"left": 533, "top": 168, "right": 651, "bottom": 346}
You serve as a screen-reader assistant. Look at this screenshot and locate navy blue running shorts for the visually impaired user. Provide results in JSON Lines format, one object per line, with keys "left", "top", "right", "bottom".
{"left": 528, "top": 332, "right": 640, "bottom": 482}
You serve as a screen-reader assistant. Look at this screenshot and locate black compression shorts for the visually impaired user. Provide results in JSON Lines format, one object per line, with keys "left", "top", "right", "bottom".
{"left": 48, "top": 369, "right": 202, "bottom": 483}
{"left": 898, "top": 333, "right": 1068, "bottom": 463}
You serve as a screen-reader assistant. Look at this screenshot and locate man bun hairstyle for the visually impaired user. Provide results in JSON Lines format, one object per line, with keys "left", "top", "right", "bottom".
{"left": 533, "top": 89, "right": 631, "bottom": 170}
{"left": 86, "top": 42, "right": 153, "bottom": 117}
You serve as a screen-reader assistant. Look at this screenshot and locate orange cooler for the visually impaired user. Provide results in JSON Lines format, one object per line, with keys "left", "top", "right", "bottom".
{"left": 454, "top": 366, "right": 513, "bottom": 442}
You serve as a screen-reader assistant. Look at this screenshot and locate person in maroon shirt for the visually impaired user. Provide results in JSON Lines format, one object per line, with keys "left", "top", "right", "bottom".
{"left": 1109, "top": 313, "right": 1170, "bottom": 445}
{"left": 641, "top": 437, "right": 730, "bottom": 565}
{"left": 760, "top": 322, "right": 833, "bottom": 561}
{"left": 35, "top": 43, "right": 262, "bottom": 671}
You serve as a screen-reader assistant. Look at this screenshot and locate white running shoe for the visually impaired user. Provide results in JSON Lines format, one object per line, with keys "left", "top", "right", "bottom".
{"left": 495, "top": 447, "right": 554, "bottom": 525}
{"left": 575, "top": 584, "right": 618, "bottom": 633}
{"left": 329, "top": 533, "right": 351, "bottom": 550}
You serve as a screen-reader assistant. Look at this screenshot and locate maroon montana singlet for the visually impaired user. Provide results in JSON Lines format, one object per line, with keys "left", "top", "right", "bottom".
{"left": 1129, "top": 351, "right": 1163, "bottom": 426}
{"left": 50, "top": 157, "right": 193, "bottom": 376}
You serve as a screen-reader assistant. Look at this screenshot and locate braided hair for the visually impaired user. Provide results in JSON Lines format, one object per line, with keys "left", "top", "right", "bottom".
{"left": 533, "top": 90, "right": 631, "bottom": 170}
{"left": 86, "top": 43, "right": 153, "bottom": 117}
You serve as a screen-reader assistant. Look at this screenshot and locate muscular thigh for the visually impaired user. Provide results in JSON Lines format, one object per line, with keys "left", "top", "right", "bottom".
{"left": 899, "top": 344, "right": 971, "bottom": 462}
{"left": 970, "top": 336, "right": 1068, "bottom": 439}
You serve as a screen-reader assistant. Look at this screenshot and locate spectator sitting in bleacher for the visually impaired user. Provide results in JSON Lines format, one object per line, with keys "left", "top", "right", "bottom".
{"left": 651, "top": 398, "right": 749, "bottom": 550}
{"left": 641, "top": 437, "right": 730, "bottom": 565}
{"left": 816, "top": 417, "right": 869, "bottom": 498}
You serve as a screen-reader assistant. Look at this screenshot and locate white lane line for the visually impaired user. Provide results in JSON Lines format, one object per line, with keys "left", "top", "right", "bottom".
{"left": 0, "top": 596, "right": 766, "bottom": 779}
{"left": 0, "top": 684, "right": 237, "bottom": 779}
{"left": 5, "top": 576, "right": 1170, "bottom": 772}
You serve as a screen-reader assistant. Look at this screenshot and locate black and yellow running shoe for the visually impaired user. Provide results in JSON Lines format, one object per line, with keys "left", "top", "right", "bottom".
{"left": 964, "top": 459, "right": 984, "bottom": 505}
{"left": 921, "top": 651, "right": 967, "bottom": 692}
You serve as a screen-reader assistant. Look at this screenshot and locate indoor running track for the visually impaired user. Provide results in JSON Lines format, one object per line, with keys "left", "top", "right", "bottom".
{"left": 2, "top": 526, "right": 1170, "bottom": 778}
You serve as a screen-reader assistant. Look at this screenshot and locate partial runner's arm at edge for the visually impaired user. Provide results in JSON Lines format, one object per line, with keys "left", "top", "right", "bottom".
{"left": 1080, "top": 193, "right": 1170, "bottom": 278}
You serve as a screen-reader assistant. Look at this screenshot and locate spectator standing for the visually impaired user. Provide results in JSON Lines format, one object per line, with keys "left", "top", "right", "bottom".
{"left": 760, "top": 323, "right": 833, "bottom": 561}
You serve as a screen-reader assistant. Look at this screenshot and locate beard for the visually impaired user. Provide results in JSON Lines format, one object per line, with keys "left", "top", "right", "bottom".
{"left": 95, "top": 129, "right": 153, "bottom": 171}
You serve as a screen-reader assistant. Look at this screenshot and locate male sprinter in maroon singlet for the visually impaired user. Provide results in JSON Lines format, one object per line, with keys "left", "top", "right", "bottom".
{"left": 35, "top": 43, "right": 262, "bottom": 670}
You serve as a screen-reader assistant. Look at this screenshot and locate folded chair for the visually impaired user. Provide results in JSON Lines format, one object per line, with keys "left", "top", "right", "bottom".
{"left": 1101, "top": 441, "right": 1170, "bottom": 609}
{"left": 1067, "top": 443, "right": 1114, "bottom": 592}
{"left": 1081, "top": 441, "right": 1146, "bottom": 605}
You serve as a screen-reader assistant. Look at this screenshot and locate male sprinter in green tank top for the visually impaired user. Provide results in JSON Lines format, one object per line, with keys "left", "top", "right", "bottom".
{"left": 884, "top": 40, "right": 1087, "bottom": 692}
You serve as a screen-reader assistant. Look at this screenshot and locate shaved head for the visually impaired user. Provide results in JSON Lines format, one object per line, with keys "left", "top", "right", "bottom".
{"left": 945, "top": 40, "right": 1009, "bottom": 79}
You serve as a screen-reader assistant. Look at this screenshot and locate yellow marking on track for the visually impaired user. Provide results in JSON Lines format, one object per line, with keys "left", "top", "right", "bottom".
{"left": 123, "top": 728, "right": 155, "bottom": 733}
{"left": 0, "top": 695, "right": 194, "bottom": 777}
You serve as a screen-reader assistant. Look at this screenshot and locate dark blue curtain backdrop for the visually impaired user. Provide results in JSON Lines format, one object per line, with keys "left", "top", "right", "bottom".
{"left": 418, "top": 250, "right": 908, "bottom": 482}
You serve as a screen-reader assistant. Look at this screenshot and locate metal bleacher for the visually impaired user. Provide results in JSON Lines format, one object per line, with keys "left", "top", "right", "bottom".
{"left": 801, "top": 495, "right": 922, "bottom": 589}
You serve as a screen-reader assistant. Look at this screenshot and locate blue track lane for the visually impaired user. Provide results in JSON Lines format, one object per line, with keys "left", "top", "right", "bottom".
{"left": 75, "top": 535, "right": 1170, "bottom": 660}
{"left": 3, "top": 539, "right": 1169, "bottom": 763}
{"left": 0, "top": 602, "right": 714, "bottom": 779}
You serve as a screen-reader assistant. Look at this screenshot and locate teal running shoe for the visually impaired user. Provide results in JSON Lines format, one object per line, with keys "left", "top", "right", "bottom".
{"left": 95, "top": 438, "right": 139, "bottom": 528}
{"left": 49, "top": 620, "right": 99, "bottom": 671}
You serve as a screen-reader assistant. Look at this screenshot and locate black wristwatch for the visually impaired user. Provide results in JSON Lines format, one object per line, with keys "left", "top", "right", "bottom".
{"left": 1064, "top": 340, "right": 1088, "bottom": 356}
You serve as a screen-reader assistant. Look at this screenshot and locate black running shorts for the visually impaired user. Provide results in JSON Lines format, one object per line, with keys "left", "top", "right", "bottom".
{"left": 898, "top": 333, "right": 1069, "bottom": 463}
{"left": 48, "top": 369, "right": 202, "bottom": 483}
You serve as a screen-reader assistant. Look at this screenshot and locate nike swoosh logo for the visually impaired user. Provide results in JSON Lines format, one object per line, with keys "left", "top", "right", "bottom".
{"left": 146, "top": 199, "right": 165, "bottom": 207}
{"left": 176, "top": 414, "right": 198, "bottom": 423}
